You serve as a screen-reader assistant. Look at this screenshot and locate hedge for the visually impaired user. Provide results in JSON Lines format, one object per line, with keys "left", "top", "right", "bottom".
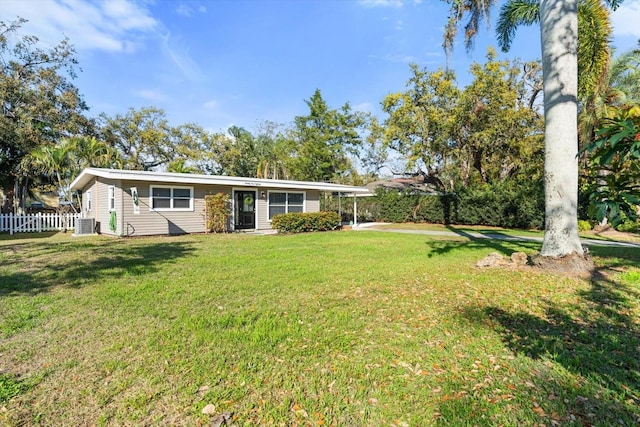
{"left": 373, "top": 180, "right": 545, "bottom": 230}
{"left": 271, "top": 211, "right": 341, "bottom": 233}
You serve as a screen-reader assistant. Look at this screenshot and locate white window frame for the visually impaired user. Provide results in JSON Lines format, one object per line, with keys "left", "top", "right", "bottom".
{"left": 267, "top": 191, "right": 305, "bottom": 221}
{"left": 108, "top": 185, "right": 115, "bottom": 212}
{"left": 149, "top": 185, "right": 194, "bottom": 212}
{"left": 85, "top": 190, "right": 92, "bottom": 212}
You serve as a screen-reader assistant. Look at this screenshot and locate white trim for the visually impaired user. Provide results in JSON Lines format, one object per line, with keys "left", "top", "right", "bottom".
{"left": 131, "top": 187, "right": 140, "bottom": 215}
{"left": 71, "top": 168, "right": 372, "bottom": 194}
{"left": 267, "top": 190, "right": 306, "bottom": 221}
{"left": 149, "top": 185, "right": 194, "bottom": 212}
{"left": 84, "top": 190, "right": 92, "bottom": 212}
{"left": 108, "top": 185, "right": 116, "bottom": 212}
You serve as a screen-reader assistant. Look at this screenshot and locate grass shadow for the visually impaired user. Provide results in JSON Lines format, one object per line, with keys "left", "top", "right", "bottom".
{"left": 459, "top": 270, "right": 639, "bottom": 425}
{"left": 0, "top": 231, "right": 61, "bottom": 241}
{"left": 0, "top": 237, "right": 197, "bottom": 296}
{"left": 588, "top": 245, "right": 640, "bottom": 270}
{"left": 426, "top": 229, "right": 541, "bottom": 258}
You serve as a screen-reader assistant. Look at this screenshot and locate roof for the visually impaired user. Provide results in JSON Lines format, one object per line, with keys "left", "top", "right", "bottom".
{"left": 365, "top": 176, "right": 440, "bottom": 195}
{"left": 70, "top": 168, "right": 372, "bottom": 194}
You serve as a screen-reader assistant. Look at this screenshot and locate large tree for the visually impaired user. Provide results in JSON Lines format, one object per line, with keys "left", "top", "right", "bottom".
{"left": 379, "top": 65, "right": 459, "bottom": 190}
{"left": 0, "top": 18, "right": 94, "bottom": 211}
{"left": 443, "top": 0, "right": 623, "bottom": 264}
{"left": 453, "top": 49, "right": 543, "bottom": 186}
{"left": 21, "top": 136, "right": 119, "bottom": 210}
{"left": 99, "top": 107, "right": 208, "bottom": 171}
{"left": 288, "top": 89, "right": 365, "bottom": 182}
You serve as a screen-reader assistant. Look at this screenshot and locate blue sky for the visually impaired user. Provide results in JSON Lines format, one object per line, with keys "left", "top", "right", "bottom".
{"left": 3, "top": 0, "right": 640, "bottom": 134}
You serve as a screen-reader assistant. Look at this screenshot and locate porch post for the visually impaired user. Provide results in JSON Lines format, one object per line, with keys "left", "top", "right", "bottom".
{"left": 353, "top": 194, "right": 358, "bottom": 226}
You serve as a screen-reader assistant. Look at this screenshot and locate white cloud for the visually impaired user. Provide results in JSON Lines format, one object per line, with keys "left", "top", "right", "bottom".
{"left": 203, "top": 100, "right": 220, "bottom": 109}
{"left": 2, "top": 0, "right": 157, "bottom": 52}
{"left": 100, "top": 0, "right": 156, "bottom": 31}
{"left": 611, "top": 0, "right": 640, "bottom": 38}
{"left": 358, "top": 0, "right": 403, "bottom": 8}
{"left": 353, "top": 102, "right": 374, "bottom": 113}
{"left": 176, "top": 4, "right": 194, "bottom": 17}
{"left": 160, "top": 32, "right": 205, "bottom": 82}
{"left": 3, "top": 0, "right": 205, "bottom": 81}
{"left": 176, "top": 3, "right": 207, "bottom": 17}
{"left": 135, "top": 89, "right": 169, "bottom": 102}
{"left": 369, "top": 53, "right": 419, "bottom": 63}
{"left": 357, "top": 0, "right": 422, "bottom": 7}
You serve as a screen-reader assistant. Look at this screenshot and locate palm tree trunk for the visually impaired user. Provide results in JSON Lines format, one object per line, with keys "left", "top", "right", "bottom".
{"left": 539, "top": 0, "right": 584, "bottom": 257}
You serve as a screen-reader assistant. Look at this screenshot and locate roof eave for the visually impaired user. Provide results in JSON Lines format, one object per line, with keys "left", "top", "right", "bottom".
{"left": 69, "top": 168, "right": 371, "bottom": 194}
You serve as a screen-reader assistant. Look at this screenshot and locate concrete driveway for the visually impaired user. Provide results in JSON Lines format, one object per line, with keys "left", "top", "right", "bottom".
{"left": 352, "top": 223, "right": 640, "bottom": 249}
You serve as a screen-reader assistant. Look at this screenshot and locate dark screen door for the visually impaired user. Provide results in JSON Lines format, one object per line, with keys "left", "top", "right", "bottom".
{"left": 235, "top": 191, "right": 256, "bottom": 229}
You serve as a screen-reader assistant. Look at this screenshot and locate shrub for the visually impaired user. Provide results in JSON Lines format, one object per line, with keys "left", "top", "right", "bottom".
{"left": 371, "top": 179, "right": 544, "bottom": 229}
{"left": 271, "top": 212, "right": 341, "bottom": 233}
{"left": 455, "top": 181, "right": 544, "bottom": 229}
{"left": 616, "top": 220, "right": 639, "bottom": 233}
{"left": 204, "top": 193, "right": 231, "bottom": 233}
{"left": 578, "top": 219, "right": 592, "bottom": 231}
{"left": 374, "top": 188, "right": 419, "bottom": 223}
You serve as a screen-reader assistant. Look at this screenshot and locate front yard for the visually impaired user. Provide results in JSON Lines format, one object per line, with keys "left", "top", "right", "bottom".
{"left": 1, "top": 231, "right": 639, "bottom": 425}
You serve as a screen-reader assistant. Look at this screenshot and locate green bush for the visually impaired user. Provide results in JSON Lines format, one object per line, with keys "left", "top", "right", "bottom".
{"left": 271, "top": 212, "right": 341, "bottom": 233}
{"left": 577, "top": 220, "right": 592, "bottom": 231}
{"left": 372, "top": 179, "right": 544, "bottom": 229}
{"left": 204, "top": 193, "right": 231, "bottom": 233}
{"left": 616, "top": 220, "right": 639, "bottom": 233}
{"left": 455, "top": 181, "right": 544, "bottom": 229}
{"left": 374, "top": 189, "right": 419, "bottom": 223}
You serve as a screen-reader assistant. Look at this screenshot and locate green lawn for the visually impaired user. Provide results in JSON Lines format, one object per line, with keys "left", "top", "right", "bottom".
{"left": 1, "top": 231, "right": 639, "bottom": 426}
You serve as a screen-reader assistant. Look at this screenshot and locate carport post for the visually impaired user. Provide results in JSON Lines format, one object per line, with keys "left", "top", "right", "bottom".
{"left": 353, "top": 194, "right": 358, "bottom": 226}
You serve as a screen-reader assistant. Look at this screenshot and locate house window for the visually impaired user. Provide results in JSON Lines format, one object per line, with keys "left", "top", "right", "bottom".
{"left": 150, "top": 186, "right": 193, "bottom": 211}
{"left": 108, "top": 186, "right": 115, "bottom": 211}
{"left": 85, "top": 190, "right": 92, "bottom": 212}
{"left": 268, "top": 191, "right": 304, "bottom": 220}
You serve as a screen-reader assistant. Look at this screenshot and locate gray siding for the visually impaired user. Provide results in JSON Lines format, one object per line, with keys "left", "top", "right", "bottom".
{"left": 81, "top": 178, "right": 97, "bottom": 220}
{"left": 306, "top": 189, "right": 320, "bottom": 212}
{"left": 81, "top": 178, "right": 323, "bottom": 236}
{"left": 94, "top": 178, "right": 121, "bottom": 236}
{"left": 254, "top": 188, "right": 320, "bottom": 230}
{"left": 119, "top": 180, "right": 232, "bottom": 237}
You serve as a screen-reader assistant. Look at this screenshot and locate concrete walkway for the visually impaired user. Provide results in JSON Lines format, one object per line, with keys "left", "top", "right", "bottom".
{"left": 352, "top": 223, "right": 640, "bottom": 249}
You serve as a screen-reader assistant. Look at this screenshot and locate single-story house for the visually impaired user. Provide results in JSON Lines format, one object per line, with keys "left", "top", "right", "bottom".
{"left": 69, "top": 168, "right": 371, "bottom": 236}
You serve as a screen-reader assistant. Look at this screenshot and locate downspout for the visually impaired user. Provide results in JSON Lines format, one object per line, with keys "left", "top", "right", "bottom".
{"left": 119, "top": 181, "right": 124, "bottom": 237}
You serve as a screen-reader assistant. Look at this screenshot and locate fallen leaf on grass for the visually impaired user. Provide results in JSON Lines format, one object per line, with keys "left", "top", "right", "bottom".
{"left": 202, "top": 404, "right": 216, "bottom": 414}
{"left": 532, "top": 404, "right": 546, "bottom": 417}
{"left": 291, "top": 403, "right": 309, "bottom": 418}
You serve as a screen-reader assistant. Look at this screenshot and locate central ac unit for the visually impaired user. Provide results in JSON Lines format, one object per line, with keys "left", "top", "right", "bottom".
{"left": 75, "top": 218, "right": 95, "bottom": 235}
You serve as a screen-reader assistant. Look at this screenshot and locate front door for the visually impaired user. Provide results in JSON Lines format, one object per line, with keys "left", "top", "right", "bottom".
{"left": 235, "top": 191, "right": 256, "bottom": 230}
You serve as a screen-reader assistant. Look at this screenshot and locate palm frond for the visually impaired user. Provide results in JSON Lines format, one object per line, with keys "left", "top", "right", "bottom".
{"left": 577, "top": 0, "right": 612, "bottom": 100}
{"left": 496, "top": 0, "right": 539, "bottom": 52}
{"left": 443, "top": 0, "right": 498, "bottom": 59}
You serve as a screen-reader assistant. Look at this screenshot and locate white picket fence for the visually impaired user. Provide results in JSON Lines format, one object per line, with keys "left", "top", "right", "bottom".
{"left": 0, "top": 213, "right": 81, "bottom": 235}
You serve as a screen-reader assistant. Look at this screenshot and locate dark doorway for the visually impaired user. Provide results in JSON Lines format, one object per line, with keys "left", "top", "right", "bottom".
{"left": 235, "top": 191, "right": 256, "bottom": 230}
